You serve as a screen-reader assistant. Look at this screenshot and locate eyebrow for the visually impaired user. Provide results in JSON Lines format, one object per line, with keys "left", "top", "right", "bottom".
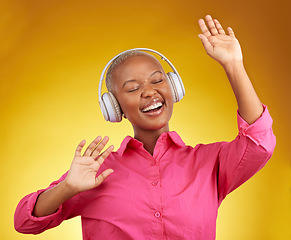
{"left": 122, "top": 70, "right": 163, "bottom": 88}
{"left": 150, "top": 70, "right": 163, "bottom": 77}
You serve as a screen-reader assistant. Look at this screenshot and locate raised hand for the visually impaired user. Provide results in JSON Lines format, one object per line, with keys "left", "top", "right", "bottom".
{"left": 64, "top": 136, "right": 114, "bottom": 194}
{"left": 198, "top": 15, "right": 243, "bottom": 67}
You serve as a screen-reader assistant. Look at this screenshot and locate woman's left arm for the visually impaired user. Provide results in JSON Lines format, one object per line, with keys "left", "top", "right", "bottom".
{"left": 198, "top": 15, "right": 263, "bottom": 124}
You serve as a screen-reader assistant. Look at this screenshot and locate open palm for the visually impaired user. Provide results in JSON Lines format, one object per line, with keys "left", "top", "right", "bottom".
{"left": 198, "top": 15, "right": 243, "bottom": 67}
{"left": 65, "top": 136, "right": 114, "bottom": 193}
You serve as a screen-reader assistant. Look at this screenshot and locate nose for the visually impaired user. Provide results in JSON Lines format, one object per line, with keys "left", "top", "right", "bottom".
{"left": 141, "top": 83, "right": 157, "bottom": 98}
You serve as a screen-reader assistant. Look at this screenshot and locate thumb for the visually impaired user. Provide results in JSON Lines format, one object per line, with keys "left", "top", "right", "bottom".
{"left": 94, "top": 169, "right": 114, "bottom": 187}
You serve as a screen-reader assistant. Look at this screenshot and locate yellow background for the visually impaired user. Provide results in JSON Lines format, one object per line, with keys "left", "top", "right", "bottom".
{"left": 1, "top": 0, "right": 290, "bottom": 239}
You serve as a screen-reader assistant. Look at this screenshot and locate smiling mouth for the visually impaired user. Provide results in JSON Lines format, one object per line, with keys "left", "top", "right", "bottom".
{"left": 141, "top": 102, "right": 163, "bottom": 113}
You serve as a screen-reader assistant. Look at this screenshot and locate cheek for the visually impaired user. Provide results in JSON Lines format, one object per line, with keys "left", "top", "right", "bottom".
{"left": 117, "top": 95, "right": 139, "bottom": 116}
{"left": 162, "top": 84, "right": 174, "bottom": 104}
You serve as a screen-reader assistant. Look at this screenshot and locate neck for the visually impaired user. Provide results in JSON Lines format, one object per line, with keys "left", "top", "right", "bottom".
{"left": 133, "top": 125, "right": 169, "bottom": 155}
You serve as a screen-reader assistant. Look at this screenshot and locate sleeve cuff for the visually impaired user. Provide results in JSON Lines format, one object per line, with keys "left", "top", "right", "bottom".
{"left": 237, "top": 104, "right": 274, "bottom": 147}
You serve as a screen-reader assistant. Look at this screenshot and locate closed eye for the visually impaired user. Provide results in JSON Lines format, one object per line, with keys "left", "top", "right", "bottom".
{"left": 128, "top": 87, "right": 139, "bottom": 92}
{"left": 152, "top": 79, "right": 163, "bottom": 84}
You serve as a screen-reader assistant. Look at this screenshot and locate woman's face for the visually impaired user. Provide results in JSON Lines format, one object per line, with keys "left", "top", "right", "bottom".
{"left": 111, "top": 55, "right": 174, "bottom": 133}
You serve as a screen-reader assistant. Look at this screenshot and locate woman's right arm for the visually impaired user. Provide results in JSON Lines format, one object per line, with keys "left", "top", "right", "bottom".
{"left": 14, "top": 136, "right": 114, "bottom": 232}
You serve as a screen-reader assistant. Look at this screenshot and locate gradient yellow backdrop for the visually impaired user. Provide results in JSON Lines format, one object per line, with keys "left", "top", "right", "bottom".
{"left": 1, "top": 0, "right": 290, "bottom": 239}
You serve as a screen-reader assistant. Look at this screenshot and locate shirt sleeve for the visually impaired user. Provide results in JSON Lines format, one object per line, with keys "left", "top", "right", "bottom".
{"left": 216, "top": 104, "right": 276, "bottom": 205}
{"left": 14, "top": 172, "right": 81, "bottom": 234}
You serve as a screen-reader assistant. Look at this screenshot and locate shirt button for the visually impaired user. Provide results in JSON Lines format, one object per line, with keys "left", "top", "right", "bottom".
{"left": 151, "top": 160, "right": 156, "bottom": 166}
{"left": 154, "top": 211, "right": 161, "bottom": 218}
{"left": 152, "top": 180, "right": 158, "bottom": 186}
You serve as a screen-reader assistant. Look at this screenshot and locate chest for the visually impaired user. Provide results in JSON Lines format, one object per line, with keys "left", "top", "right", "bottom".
{"left": 79, "top": 149, "right": 219, "bottom": 237}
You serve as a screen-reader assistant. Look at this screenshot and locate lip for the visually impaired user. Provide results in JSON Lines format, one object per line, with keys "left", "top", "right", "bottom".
{"left": 140, "top": 98, "right": 164, "bottom": 116}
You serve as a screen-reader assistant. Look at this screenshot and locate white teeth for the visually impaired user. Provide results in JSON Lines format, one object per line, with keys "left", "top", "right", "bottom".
{"left": 142, "top": 102, "right": 162, "bottom": 112}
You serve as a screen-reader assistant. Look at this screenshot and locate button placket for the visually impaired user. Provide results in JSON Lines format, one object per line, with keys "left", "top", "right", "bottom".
{"left": 148, "top": 144, "right": 165, "bottom": 236}
{"left": 148, "top": 155, "right": 163, "bottom": 223}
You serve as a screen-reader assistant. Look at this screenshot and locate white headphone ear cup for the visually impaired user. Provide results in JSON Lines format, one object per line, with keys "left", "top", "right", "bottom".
{"left": 100, "top": 92, "right": 122, "bottom": 122}
{"left": 99, "top": 97, "right": 109, "bottom": 121}
{"left": 166, "top": 72, "right": 185, "bottom": 103}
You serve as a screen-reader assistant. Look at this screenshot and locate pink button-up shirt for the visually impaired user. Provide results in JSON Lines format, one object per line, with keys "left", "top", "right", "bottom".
{"left": 14, "top": 105, "right": 276, "bottom": 239}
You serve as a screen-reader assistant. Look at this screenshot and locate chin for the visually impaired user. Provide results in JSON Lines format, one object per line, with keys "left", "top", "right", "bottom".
{"left": 133, "top": 119, "right": 170, "bottom": 132}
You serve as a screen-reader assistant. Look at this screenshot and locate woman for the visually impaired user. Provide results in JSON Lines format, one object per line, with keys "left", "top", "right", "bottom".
{"left": 14, "top": 15, "right": 276, "bottom": 239}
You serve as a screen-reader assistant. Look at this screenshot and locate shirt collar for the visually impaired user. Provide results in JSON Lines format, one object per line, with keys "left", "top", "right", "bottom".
{"left": 117, "top": 131, "right": 185, "bottom": 156}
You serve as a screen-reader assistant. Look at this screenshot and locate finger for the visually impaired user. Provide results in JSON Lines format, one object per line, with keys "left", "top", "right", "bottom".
{"left": 213, "top": 19, "right": 225, "bottom": 35}
{"left": 198, "top": 19, "right": 211, "bottom": 38}
{"left": 75, "top": 139, "right": 86, "bottom": 157}
{"left": 198, "top": 34, "right": 213, "bottom": 54}
{"left": 227, "top": 27, "right": 235, "bottom": 37}
{"left": 95, "top": 169, "right": 114, "bottom": 187}
{"left": 90, "top": 136, "right": 110, "bottom": 157}
{"left": 94, "top": 145, "right": 114, "bottom": 166}
{"left": 205, "top": 15, "right": 218, "bottom": 36}
{"left": 83, "top": 136, "right": 102, "bottom": 156}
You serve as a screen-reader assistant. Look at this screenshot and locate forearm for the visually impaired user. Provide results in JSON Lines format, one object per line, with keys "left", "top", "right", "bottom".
{"left": 32, "top": 180, "right": 77, "bottom": 217}
{"left": 223, "top": 61, "right": 263, "bottom": 124}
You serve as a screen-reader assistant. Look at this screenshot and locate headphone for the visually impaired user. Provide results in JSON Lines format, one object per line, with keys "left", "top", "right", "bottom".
{"left": 98, "top": 48, "right": 185, "bottom": 122}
